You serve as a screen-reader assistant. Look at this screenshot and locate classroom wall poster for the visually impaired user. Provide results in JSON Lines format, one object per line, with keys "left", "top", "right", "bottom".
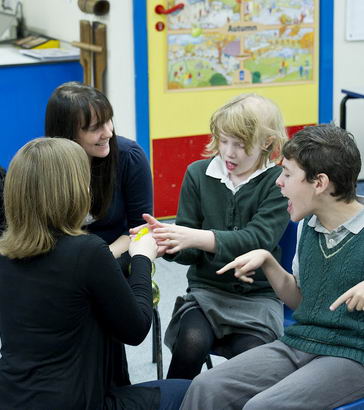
{"left": 166, "top": 0, "right": 315, "bottom": 90}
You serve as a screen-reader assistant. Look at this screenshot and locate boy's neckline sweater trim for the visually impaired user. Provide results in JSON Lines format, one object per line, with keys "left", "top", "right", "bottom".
{"left": 318, "top": 231, "right": 356, "bottom": 259}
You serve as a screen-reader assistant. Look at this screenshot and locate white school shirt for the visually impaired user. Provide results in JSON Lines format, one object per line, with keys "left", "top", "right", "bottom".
{"left": 206, "top": 155, "right": 276, "bottom": 195}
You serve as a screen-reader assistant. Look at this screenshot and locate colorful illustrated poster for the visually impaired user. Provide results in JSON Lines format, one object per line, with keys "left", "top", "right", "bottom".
{"left": 166, "top": 0, "right": 315, "bottom": 90}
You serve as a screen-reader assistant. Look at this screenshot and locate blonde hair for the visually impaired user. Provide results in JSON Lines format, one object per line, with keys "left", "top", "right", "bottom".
{"left": 0, "top": 138, "right": 91, "bottom": 259}
{"left": 205, "top": 93, "right": 288, "bottom": 168}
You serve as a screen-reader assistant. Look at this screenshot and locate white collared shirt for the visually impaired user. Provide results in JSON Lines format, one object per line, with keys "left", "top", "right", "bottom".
{"left": 206, "top": 156, "right": 276, "bottom": 195}
{"left": 83, "top": 213, "right": 96, "bottom": 226}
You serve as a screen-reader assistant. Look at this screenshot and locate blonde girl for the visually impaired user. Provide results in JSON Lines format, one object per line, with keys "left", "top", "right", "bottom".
{"left": 136, "top": 93, "right": 290, "bottom": 379}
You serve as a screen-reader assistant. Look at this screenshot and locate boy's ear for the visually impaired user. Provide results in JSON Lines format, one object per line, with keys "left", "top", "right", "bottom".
{"left": 314, "top": 173, "right": 330, "bottom": 194}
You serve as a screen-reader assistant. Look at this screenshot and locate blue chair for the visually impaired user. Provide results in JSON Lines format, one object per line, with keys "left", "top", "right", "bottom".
{"left": 335, "top": 399, "right": 364, "bottom": 410}
{"left": 278, "top": 220, "right": 298, "bottom": 328}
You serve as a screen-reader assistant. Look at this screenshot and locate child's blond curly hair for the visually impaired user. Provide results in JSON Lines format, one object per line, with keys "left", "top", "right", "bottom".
{"left": 205, "top": 93, "right": 288, "bottom": 168}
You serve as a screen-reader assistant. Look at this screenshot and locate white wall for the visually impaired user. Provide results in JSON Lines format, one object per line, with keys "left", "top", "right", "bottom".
{"left": 21, "top": 0, "right": 136, "bottom": 140}
{"left": 333, "top": 0, "right": 364, "bottom": 179}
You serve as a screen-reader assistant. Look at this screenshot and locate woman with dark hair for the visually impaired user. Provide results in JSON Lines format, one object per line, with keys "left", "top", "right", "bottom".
{"left": 45, "top": 81, "right": 153, "bottom": 260}
{"left": 44, "top": 83, "right": 159, "bottom": 399}
{"left": 0, "top": 138, "right": 189, "bottom": 409}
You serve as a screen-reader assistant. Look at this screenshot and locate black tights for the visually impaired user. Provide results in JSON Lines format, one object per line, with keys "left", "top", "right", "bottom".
{"left": 166, "top": 308, "right": 265, "bottom": 380}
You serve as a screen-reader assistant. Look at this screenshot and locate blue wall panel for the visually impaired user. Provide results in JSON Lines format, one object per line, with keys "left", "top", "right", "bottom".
{"left": 0, "top": 61, "right": 83, "bottom": 168}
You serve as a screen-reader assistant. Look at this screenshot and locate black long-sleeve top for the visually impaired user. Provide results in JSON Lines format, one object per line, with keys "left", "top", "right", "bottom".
{"left": 0, "top": 234, "right": 156, "bottom": 409}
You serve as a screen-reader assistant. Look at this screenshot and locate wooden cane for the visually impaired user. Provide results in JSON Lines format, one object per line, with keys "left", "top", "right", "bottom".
{"left": 93, "top": 22, "right": 107, "bottom": 92}
{"left": 79, "top": 20, "right": 92, "bottom": 85}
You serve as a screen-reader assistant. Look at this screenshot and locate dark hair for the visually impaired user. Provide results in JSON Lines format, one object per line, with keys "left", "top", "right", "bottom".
{"left": 283, "top": 124, "right": 361, "bottom": 202}
{"left": 45, "top": 82, "right": 117, "bottom": 219}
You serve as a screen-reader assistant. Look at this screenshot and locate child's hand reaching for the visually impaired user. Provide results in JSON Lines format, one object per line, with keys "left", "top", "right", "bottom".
{"left": 330, "top": 281, "right": 364, "bottom": 312}
{"left": 153, "top": 224, "right": 216, "bottom": 254}
{"left": 131, "top": 215, "right": 216, "bottom": 255}
{"left": 129, "top": 229, "right": 158, "bottom": 261}
{"left": 153, "top": 224, "right": 197, "bottom": 254}
{"left": 216, "top": 250, "right": 270, "bottom": 283}
{"left": 129, "top": 213, "right": 163, "bottom": 235}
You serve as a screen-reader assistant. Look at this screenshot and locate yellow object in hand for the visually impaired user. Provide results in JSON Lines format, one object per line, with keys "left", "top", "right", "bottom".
{"left": 133, "top": 227, "right": 149, "bottom": 241}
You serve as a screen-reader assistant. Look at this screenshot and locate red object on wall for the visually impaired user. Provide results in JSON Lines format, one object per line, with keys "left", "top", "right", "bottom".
{"left": 153, "top": 134, "right": 210, "bottom": 218}
{"left": 152, "top": 124, "right": 314, "bottom": 218}
{"left": 286, "top": 124, "right": 310, "bottom": 138}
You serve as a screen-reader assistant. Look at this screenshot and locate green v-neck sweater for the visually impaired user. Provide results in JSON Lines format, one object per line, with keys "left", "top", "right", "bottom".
{"left": 166, "top": 158, "right": 290, "bottom": 297}
{"left": 282, "top": 219, "right": 364, "bottom": 364}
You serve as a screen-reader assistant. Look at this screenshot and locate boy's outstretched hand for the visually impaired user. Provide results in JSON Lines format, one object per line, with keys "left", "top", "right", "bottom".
{"left": 216, "top": 250, "right": 270, "bottom": 283}
{"left": 330, "top": 281, "right": 364, "bottom": 312}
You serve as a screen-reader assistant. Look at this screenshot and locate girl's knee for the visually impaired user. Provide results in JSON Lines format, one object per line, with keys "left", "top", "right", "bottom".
{"left": 175, "top": 328, "right": 211, "bottom": 358}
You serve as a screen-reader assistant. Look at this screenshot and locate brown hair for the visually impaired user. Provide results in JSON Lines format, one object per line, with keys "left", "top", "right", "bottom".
{"left": 283, "top": 124, "right": 361, "bottom": 203}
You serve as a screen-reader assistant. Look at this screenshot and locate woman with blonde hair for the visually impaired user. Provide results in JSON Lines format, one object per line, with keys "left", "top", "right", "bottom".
{"left": 0, "top": 138, "right": 189, "bottom": 409}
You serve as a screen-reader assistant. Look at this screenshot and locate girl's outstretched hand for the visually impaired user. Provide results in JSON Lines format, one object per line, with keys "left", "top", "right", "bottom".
{"left": 129, "top": 213, "right": 164, "bottom": 235}
{"left": 216, "top": 250, "right": 270, "bottom": 283}
{"left": 152, "top": 224, "right": 196, "bottom": 254}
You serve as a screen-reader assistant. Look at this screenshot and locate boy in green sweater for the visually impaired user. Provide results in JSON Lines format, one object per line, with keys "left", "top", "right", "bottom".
{"left": 179, "top": 124, "right": 364, "bottom": 410}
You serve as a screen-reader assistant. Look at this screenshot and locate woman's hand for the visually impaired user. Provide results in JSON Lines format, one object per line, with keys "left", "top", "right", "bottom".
{"left": 109, "top": 235, "right": 130, "bottom": 258}
{"left": 130, "top": 214, "right": 170, "bottom": 257}
{"left": 129, "top": 231, "right": 158, "bottom": 261}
